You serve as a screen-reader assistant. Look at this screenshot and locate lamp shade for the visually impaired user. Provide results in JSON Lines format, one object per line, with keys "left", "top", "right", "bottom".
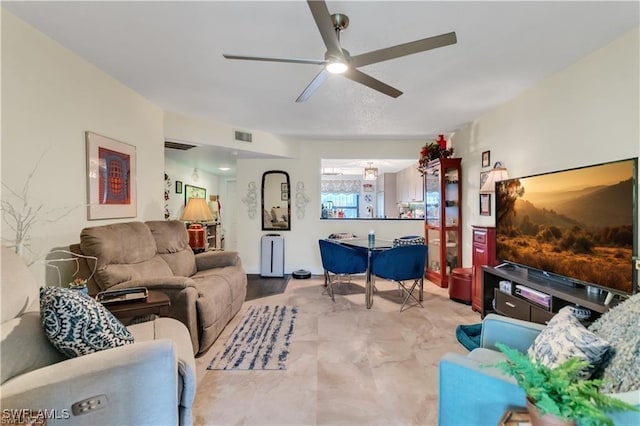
{"left": 480, "top": 165, "right": 509, "bottom": 194}
{"left": 181, "top": 198, "right": 214, "bottom": 222}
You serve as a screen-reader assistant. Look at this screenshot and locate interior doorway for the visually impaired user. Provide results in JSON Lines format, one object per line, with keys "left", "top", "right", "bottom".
{"left": 223, "top": 178, "right": 237, "bottom": 251}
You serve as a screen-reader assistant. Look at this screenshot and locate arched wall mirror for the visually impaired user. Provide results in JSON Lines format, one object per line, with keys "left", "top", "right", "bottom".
{"left": 262, "top": 170, "right": 291, "bottom": 231}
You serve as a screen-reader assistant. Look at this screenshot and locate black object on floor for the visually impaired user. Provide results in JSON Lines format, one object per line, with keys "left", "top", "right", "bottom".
{"left": 292, "top": 269, "right": 311, "bottom": 279}
{"left": 245, "top": 274, "right": 290, "bottom": 301}
{"left": 455, "top": 323, "right": 482, "bottom": 351}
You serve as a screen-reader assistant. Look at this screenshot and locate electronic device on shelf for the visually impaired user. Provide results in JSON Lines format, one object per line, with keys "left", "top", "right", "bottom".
{"left": 499, "top": 280, "right": 512, "bottom": 294}
{"left": 96, "top": 287, "right": 148, "bottom": 304}
{"left": 514, "top": 284, "right": 551, "bottom": 310}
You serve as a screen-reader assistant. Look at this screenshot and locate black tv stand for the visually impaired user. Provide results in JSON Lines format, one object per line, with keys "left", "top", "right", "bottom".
{"left": 481, "top": 265, "right": 611, "bottom": 324}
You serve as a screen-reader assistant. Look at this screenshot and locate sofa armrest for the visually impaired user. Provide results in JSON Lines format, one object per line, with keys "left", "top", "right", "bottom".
{"left": 195, "top": 250, "right": 240, "bottom": 270}
{"left": 1, "top": 340, "right": 178, "bottom": 426}
{"left": 605, "top": 390, "right": 640, "bottom": 425}
{"left": 438, "top": 353, "right": 526, "bottom": 426}
{"left": 104, "top": 281, "right": 200, "bottom": 354}
{"left": 481, "top": 314, "right": 545, "bottom": 353}
{"left": 106, "top": 276, "right": 197, "bottom": 292}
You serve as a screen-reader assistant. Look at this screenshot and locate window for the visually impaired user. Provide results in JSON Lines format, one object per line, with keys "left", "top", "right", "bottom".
{"left": 321, "top": 193, "right": 359, "bottom": 218}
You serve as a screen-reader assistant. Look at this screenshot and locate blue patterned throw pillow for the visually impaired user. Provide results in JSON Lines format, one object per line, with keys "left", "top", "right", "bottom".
{"left": 40, "top": 286, "right": 134, "bottom": 358}
{"left": 528, "top": 307, "right": 611, "bottom": 378}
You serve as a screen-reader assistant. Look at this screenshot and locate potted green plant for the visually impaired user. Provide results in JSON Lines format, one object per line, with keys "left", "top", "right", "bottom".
{"left": 494, "top": 343, "right": 637, "bottom": 426}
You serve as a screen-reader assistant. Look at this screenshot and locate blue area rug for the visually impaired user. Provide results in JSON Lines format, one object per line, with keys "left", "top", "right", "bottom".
{"left": 455, "top": 323, "right": 482, "bottom": 351}
{"left": 208, "top": 305, "right": 298, "bottom": 370}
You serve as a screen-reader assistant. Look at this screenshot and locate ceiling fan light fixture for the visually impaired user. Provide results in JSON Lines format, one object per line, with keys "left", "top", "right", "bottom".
{"left": 326, "top": 60, "right": 348, "bottom": 74}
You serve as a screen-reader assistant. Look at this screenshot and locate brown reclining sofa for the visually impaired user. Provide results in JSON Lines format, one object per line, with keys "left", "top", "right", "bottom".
{"left": 72, "top": 220, "right": 247, "bottom": 355}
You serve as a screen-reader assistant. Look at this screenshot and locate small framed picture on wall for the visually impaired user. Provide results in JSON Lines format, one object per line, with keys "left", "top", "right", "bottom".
{"left": 480, "top": 171, "right": 490, "bottom": 190}
{"left": 480, "top": 194, "right": 491, "bottom": 216}
{"left": 175, "top": 181, "right": 183, "bottom": 194}
{"left": 481, "top": 150, "right": 490, "bottom": 168}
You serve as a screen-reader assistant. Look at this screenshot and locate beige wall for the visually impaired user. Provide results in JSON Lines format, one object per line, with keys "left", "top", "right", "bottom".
{"left": 452, "top": 26, "right": 640, "bottom": 267}
{"left": 1, "top": 10, "right": 165, "bottom": 282}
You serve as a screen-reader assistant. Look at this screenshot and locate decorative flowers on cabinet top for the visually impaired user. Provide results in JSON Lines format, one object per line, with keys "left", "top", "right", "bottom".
{"left": 419, "top": 134, "right": 455, "bottom": 170}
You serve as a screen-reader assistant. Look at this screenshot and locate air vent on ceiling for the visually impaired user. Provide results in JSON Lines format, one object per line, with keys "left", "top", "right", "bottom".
{"left": 234, "top": 130, "right": 253, "bottom": 143}
{"left": 164, "top": 141, "right": 197, "bottom": 150}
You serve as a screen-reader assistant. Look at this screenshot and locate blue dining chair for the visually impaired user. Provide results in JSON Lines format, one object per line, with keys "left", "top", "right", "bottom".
{"left": 371, "top": 244, "right": 428, "bottom": 312}
{"left": 318, "top": 239, "right": 367, "bottom": 302}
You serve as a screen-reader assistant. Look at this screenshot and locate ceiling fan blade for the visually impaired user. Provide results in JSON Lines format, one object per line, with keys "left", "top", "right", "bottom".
{"left": 223, "top": 54, "right": 325, "bottom": 66}
{"left": 306, "top": 0, "right": 342, "bottom": 55}
{"left": 343, "top": 68, "right": 402, "bottom": 98}
{"left": 351, "top": 32, "right": 457, "bottom": 68}
{"left": 296, "top": 69, "right": 329, "bottom": 103}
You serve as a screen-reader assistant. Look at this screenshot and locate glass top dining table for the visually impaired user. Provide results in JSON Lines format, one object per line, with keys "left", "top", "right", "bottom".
{"left": 333, "top": 238, "right": 394, "bottom": 309}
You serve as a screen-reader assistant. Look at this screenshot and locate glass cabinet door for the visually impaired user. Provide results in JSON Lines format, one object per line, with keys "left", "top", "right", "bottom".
{"left": 423, "top": 157, "right": 462, "bottom": 288}
{"left": 443, "top": 166, "right": 459, "bottom": 228}
{"left": 424, "top": 164, "right": 441, "bottom": 227}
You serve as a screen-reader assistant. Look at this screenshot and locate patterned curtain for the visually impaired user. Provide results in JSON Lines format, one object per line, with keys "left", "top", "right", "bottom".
{"left": 321, "top": 180, "right": 361, "bottom": 193}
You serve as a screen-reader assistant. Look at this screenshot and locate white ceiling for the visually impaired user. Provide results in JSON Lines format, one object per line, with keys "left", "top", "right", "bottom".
{"left": 6, "top": 1, "right": 639, "bottom": 175}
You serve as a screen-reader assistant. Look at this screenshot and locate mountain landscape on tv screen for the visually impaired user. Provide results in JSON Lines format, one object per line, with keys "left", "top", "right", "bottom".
{"left": 496, "top": 174, "right": 634, "bottom": 294}
{"left": 524, "top": 178, "right": 633, "bottom": 228}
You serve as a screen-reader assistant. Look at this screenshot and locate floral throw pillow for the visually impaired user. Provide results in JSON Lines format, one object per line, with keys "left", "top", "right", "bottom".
{"left": 40, "top": 286, "right": 134, "bottom": 358}
{"left": 528, "top": 307, "right": 610, "bottom": 378}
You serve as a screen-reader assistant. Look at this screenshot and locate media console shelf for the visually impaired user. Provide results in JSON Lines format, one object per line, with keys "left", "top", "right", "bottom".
{"left": 481, "top": 265, "right": 612, "bottom": 324}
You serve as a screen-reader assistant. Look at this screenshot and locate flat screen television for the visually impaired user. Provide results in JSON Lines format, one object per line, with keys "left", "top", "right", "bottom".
{"left": 495, "top": 158, "right": 638, "bottom": 296}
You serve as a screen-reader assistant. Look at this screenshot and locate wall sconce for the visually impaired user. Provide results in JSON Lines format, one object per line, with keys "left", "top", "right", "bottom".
{"left": 191, "top": 168, "right": 199, "bottom": 182}
{"left": 363, "top": 162, "right": 378, "bottom": 181}
{"left": 180, "top": 197, "right": 213, "bottom": 252}
{"left": 241, "top": 181, "right": 258, "bottom": 219}
{"left": 480, "top": 162, "right": 509, "bottom": 193}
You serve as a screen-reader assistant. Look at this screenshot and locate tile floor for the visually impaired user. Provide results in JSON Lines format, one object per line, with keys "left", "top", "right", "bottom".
{"left": 192, "top": 275, "right": 480, "bottom": 425}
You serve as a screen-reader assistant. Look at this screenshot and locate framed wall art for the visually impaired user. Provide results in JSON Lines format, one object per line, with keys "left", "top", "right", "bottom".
{"left": 175, "top": 181, "right": 183, "bottom": 194}
{"left": 185, "top": 184, "right": 206, "bottom": 205}
{"left": 482, "top": 150, "right": 490, "bottom": 168}
{"left": 480, "top": 194, "right": 491, "bottom": 216}
{"left": 85, "top": 131, "right": 137, "bottom": 220}
{"left": 480, "top": 171, "right": 490, "bottom": 190}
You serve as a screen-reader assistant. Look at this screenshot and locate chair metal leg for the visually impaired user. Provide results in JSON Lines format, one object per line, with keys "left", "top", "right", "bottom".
{"left": 321, "top": 271, "right": 336, "bottom": 302}
{"left": 398, "top": 279, "right": 424, "bottom": 312}
{"left": 327, "top": 275, "right": 336, "bottom": 302}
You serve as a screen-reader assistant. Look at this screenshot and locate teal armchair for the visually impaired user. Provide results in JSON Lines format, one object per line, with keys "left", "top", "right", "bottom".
{"left": 438, "top": 314, "right": 640, "bottom": 426}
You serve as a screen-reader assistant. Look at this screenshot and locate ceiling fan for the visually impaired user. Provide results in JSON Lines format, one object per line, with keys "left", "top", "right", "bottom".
{"left": 223, "top": 0, "right": 457, "bottom": 102}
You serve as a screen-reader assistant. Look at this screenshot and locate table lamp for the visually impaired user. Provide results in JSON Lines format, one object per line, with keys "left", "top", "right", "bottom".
{"left": 480, "top": 162, "right": 509, "bottom": 194}
{"left": 180, "top": 197, "right": 214, "bottom": 252}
